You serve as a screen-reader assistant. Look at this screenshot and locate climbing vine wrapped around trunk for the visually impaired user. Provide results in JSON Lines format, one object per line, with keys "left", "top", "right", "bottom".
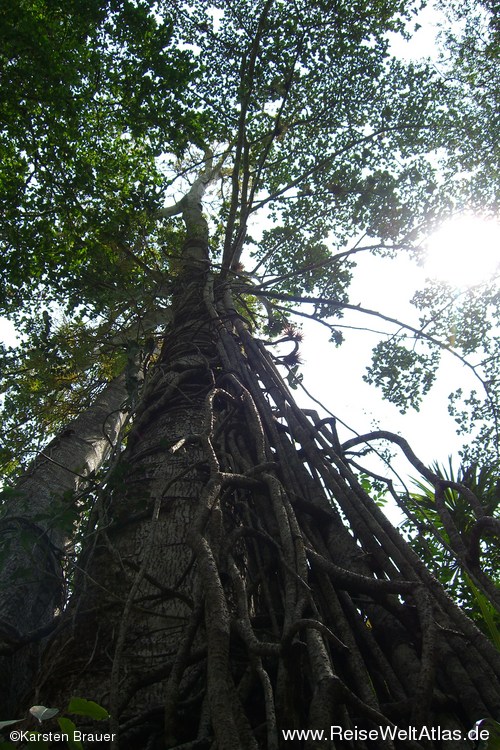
{"left": 34, "top": 182, "right": 500, "bottom": 749}
{"left": 2, "top": 0, "right": 500, "bottom": 746}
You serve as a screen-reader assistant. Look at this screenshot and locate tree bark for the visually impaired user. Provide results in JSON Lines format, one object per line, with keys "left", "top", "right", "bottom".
{"left": 27, "top": 170, "right": 500, "bottom": 747}
{"left": 0, "top": 374, "right": 129, "bottom": 714}
{"left": 33, "top": 276, "right": 500, "bottom": 748}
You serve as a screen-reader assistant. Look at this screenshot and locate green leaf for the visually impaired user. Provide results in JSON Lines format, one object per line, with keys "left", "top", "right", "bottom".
{"left": 475, "top": 718, "right": 500, "bottom": 750}
{"left": 57, "top": 718, "right": 83, "bottom": 750}
{"left": 66, "top": 698, "right": 109, "bottom": 721}
{"left": 464, "top": 574, "right": 500, "bottom": 653}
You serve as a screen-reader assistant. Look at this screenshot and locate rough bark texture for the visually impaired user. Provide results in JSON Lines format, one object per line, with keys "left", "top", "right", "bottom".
{"left": 31, "top": 263, "right": 500, "bottom": 748}
{"left": 18, "top": 168, "right": 500, "bottom": 747}
{"left": 0, "top": 374, "right": 129, "bottom": 714}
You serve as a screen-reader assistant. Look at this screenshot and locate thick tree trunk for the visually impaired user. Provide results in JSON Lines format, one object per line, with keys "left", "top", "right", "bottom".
{"left": 28, "top": 172, "right": 500, "bottom": 746}
{"left": 34, "top": 267, "right": 500, "bottom": 748}
{"left": 0, "top": 374, "right": 129, "bottom": 714}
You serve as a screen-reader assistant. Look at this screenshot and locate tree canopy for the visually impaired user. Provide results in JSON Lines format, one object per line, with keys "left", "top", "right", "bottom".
{"left": 0, "top": 0, "right": 499, "bottom": 745}
{"left": 1, "top": 0, "right": 498, "bottom": 477}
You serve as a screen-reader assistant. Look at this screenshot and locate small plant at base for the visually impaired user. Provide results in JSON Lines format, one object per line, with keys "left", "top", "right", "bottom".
{"left": 0, "top": 698, "right": 109, "bottom": 749}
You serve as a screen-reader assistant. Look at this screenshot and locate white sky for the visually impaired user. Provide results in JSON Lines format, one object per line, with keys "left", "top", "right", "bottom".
{"left": 290, "top": 2, "right": 499, "bottom": 491}
{"left": 296, "top": 253, "right": 465, "bottom": 470}
{"left": 1, "top": 2, "right": 498, "bottom": 506}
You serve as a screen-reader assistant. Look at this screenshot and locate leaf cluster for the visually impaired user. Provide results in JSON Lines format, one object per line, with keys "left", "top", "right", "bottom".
{"left": 401, "top": 460, "right": 500, "bottom": 636}
{"left": 1, "top": 0, "right": 499, "bottom": 483}
{"left": 0, "top": 0, "right": 197, "bottom": 310}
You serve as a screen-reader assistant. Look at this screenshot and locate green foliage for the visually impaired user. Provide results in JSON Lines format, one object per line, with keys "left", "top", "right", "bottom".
{"left": 476, "top": 719, "right": 500, "bottom": 750}
{"left": 0, "top": 699, "right": 109, "bottom": 749}
{"left": 0, "top": 312, "right": 120, "bottom": 480}
{"left": 1, "top": 0, "right": 497, "bottom": 473}
{"left": 0, "top": 0, "right": 498, "bottom": 742}
{"left": 66, "top": 697, "right": 109, "bottom": 721}
{"left": 464, "top": 574, "right": 500, "bottom": 652}
{"left": 0, "top": 292, "right": 171, "bottom": 483}
{"left": 29, "top": 707, "right": 59, "bottom": 723}
{"left": 365, "top": 338, "right": 441, "bottom": 412}
{"left": 410, "top": 280, "right": 500, "bottom": 464}
{"left": 435, "top": 0, "right": 500, "bottom": 213}
{"left": 0, "top": 0, "right": 196, "bottom": 311}
{"left": 56, "top": 719, "right": 83, "bottom": 750}
{"left": 359, "top": 474, "right": 388, "bottom": 507}
{"left": 401, "top": 460, "right": 500, "bottom": 637}
{"left": 0, "top": 0, "right": 497, "bottom": 589}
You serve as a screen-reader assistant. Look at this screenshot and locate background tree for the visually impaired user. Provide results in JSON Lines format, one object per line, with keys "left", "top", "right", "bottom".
{"left": 1, "top": 0, "right": 499, "bottom": 748}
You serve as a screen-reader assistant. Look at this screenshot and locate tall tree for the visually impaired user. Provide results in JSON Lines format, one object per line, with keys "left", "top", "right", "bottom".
{"left": 1, "top": 0, "right": 499, "bottom": 747}
{"left": 0, "top": 373, "right": 129, "bottom": 715}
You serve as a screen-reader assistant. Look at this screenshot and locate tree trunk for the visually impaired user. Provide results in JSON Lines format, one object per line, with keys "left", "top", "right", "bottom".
{"left": 34, "top": 261, "right": 500, "bottom": 747}
{"left": 0, "top": 374, "right": 129, "bottom": 715}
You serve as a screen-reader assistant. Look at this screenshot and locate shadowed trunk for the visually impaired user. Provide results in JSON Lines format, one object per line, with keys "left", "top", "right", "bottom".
{"left": 0, "top": 374, "right": 129, "bottom": 714}
{"left": 34, "top": 248, "right": 500, "bottom": 747}
{"left": 3, "top": 0, "right": 500, "bottom": 745}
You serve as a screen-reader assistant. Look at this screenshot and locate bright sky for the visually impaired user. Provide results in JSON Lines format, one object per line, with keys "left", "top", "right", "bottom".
{"left": 424, "top": 216, "right": 500, "bottom": 286}
{"left": 292, "top": 218, "right": 499, "bottom": 526}
{"left": 1, "top": 2, "right": 499, "bottom": 504}
{"left": 296, "top": 248, "right": 480, "bottom": 474}
{"left": 291, "top": 3, "right": 500, "bottom": 490}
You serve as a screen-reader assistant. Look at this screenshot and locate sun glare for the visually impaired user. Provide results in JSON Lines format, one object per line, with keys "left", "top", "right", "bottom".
{"left": 424, "top": 215, "right": 500, "bottom": 287}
